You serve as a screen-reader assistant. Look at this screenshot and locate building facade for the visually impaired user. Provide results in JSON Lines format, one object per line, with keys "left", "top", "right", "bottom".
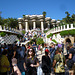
{"left": 18, "top": 15, "right": 60, "bottom": 32}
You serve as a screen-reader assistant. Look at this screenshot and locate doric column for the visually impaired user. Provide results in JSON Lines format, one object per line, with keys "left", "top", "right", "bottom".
{"left": 47, "top": 21, "right": 50, "bottom": 29}
{"left": 33, "top": 22, "right": 36, "bottom": 29}
{"left": 18, "top": 22, "right": 22, "bottom": 31}
{"left": 25, "top": 20, "right": 28, "bottom": 32}
{"left": 32, "top": 19, "right": 36, "bottom": 29}
{"left": 48, "top": 23, "right": 50, "bottom": 29}
{"left": 40, "top": 19, "right": 44, "bottom": 33}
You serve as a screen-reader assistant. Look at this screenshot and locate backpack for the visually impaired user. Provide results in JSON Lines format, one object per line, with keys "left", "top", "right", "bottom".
{"left": 55, "top": 54, "right": 65, "bottom": 73}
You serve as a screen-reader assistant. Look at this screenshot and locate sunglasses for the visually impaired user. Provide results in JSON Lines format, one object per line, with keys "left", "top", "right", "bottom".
{"left": 29, "top": 49, "right": 33, "bottom": 52}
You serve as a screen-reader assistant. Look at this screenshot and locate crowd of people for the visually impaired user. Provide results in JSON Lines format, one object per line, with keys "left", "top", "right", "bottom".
{"left": 0, "top": 37, "right": 75, "bottom": 75}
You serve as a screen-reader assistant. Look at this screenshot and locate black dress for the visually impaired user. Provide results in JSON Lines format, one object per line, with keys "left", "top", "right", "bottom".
{"left": 42, "top": 55, "right": 51, "bottom": 74}
{"left": 24, "top": 56, "right": 39, "bottom": 75}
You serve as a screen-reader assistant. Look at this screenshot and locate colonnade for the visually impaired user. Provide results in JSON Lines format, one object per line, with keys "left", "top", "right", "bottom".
{"left": 18, "top": 19, "right": 45, "bottom": 33}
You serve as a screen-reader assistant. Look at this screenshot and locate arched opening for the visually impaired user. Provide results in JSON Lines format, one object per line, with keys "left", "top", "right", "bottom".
{"left": 66, "top": 38, "right": 71, "bottom": 43}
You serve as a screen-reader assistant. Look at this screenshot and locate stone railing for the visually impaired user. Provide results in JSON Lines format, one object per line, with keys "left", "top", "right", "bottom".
{"left": 0, "top": 25, "right": 22, "bottom": 35}
{"left": 46, "top": 24, "right": 75, "bottom": 36}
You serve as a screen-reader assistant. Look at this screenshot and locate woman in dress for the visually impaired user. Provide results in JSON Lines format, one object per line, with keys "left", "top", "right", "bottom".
{"left": 23, "top": 47, "right": 39, "bottom": 75}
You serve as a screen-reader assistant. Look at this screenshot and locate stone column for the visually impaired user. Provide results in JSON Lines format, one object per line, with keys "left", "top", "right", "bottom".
{"left": 19, "top": 22, "right": 22, "bottom": 31}
{"left": 40, "top": 19, "right": 44, "bottom": 33}
{"left": 32, "top": 19, "right": 36, "bottom": 29}
{"left": 48, "top": 23, "right": 50, "bottom": 29}
{"left": 25, "top": 20, "right": 28, "bottom": 32}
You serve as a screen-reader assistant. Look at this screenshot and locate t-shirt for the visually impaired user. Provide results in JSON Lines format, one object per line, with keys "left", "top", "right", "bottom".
{"left": 42, "top": 55, "right": 51, "bottom": 73}
{"left": 69, "top": 47, "right": 75, "bottom": 58}
{"left": 24, "top": 56, "right": 38, "bottom": 72}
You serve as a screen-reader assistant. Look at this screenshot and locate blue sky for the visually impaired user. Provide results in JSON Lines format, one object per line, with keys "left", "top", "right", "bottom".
{"left": 0, "top": 0, "right": 75, "bottom": 20}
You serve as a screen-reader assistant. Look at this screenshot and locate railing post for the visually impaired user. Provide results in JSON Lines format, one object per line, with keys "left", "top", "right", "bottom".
{"left": 61, "top": 26, "right": 62, "bottom": 30}
{"left": 56, "top": 27, "right": 57, "bottom": 31}
{"left": 67, "top": 24, "right": 69, "bottom": 29}
{"left": 71, "top": 24, "right": 73, "bottom": 29}
{"left": 64, "top": 25, "right": 65, "bottom": 30}
{"left": 0, "top": 25, "right": 2, "bottom": 30}
{"left": 4, "top": 26, "right": 6, "bottom": 30}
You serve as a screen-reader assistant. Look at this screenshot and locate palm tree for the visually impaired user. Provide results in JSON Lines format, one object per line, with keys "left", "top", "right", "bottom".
{"left": 42, "top": 11, "right": 46, "bottom": 18}
{"left": 42, "top": 11, "right": 46, "bottom": 29}
{"left": 23, "top": 15, "right": 26, "bottom": 29}
{"left": 65, "top": 11, "right": 70, "bottom": 23}
{"left": 0, "top": 11, "right": 2, "bottom": 17}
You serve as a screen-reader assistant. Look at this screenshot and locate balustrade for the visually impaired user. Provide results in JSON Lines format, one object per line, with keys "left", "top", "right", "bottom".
{"left": 0, "top": 25, "right": 22, "bottom": 35}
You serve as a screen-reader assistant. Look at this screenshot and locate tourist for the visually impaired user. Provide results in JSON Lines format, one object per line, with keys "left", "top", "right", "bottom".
{"left": 67, "top": 43, "right": 75, "bottom": 75}
{"left": 0, "top": 50, "right": 10, "bottom": 75}
{"left": 42, "top": 49, "right": 51, "bottom": 75}
{"left": 12, "top": 58, "right": 21, "bottom": 75}
{"left": 23, "top": 48, "right": 39, "bottom": 75}
{"left": 49, "top": 43, "right": 56, "bottom": 64}
{"left": 53, "top": 47, "right": 66, "bottom": 75}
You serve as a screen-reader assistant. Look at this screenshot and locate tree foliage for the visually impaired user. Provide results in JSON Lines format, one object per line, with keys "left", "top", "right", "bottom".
{"left": 52, "top": 39, "right": 57, "bottom": 44}
{"left": 36, "top": 38, "right": 44, "bottom": 45}
{"left": 0, "top": 32, "right": 6, "bottom": 37}
{"left": 0, "top": 16, "right": 18, "bottom": 28}
{"left": 62, "top": 11, "right": 75, "bottom": 24}
{"left": 47, "top": 33, "right": 53, "bottom": 38}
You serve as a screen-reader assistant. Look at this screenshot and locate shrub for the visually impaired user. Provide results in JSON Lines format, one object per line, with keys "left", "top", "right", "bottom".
{"left": 52, "top": 39, "right": 57, "bottom": 44}
{"left": 47, "top": 33, "right": 53, "bottom": 38}
{"left": 60, "top": 29, "right": 75, "bottom": 36}
{"left": 36, "top": 38, "right": 44, "bottom": 45}
{"left": 0, "top": 32, "right": 6, "bottom": 37}
{"left": 44, "top": 30, "right": 48, "bottom": 33}
{"left": 22, "top": 30, "right": 25, "bottom": 34}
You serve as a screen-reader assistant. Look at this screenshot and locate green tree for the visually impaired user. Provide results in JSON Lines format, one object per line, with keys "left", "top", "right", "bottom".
{"left": 23, "top": 15, "right": 26, "bottom": 29}
{"left": 0, "top": 16, "right": 4, "bottom": 25}
{"left": 36, "top": 38, "right": 44, "bottom": 45}
{"left": 7, "top": 18, "right": 18, "bottom": 28}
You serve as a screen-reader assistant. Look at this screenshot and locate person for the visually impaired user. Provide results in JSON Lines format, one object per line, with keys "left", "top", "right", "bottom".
{"left": 32, "top": 42, "right": 36, "bottom": 52}
{"left": 42, "top": 49, "right": 51, "bottom": 75}
{"left": 49, "top": 43, "right": 56, "bottom": 64}
{"left": 0, "top": 50, "right": 10, "bottom": 75}
{"left": 12, "top": 58, "right": 21, "bottom": 75}
{"left": 68, "top": 43, "right": 75, "bottom": 75}
{"left": 23, "top": 48, "right": 39, "bottom": 75}
{"left": 53, "top": 47, "right": 66, "bottom": 75}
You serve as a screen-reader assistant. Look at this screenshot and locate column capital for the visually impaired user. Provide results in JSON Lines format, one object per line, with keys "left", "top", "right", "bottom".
{"left": 18, "top": 22, "right": 21, "bottom": 24}
{"left": 40, "top": 19, "right": 44, "bottom": 22}
{"left": 32, "top": 19, "right": 36, "bottom": 22}
{"left": 25, "top": 19, "right": 28, "bottom": 22}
